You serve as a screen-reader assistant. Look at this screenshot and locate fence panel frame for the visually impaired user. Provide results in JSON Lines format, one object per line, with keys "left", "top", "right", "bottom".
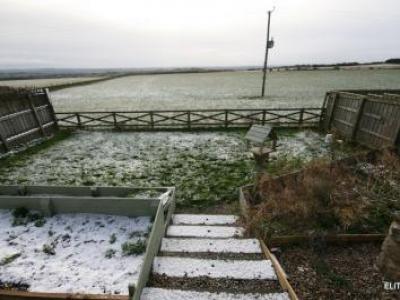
{"left": 0, "top": 88, "right": 58, "bottom": 154}
{"left": 323, "top": 89, "right": 400, "bottom": 149}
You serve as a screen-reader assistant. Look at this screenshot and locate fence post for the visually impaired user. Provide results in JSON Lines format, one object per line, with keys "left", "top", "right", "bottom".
{"left": 150, "top": 112, "right": 154, "bottom": 129}
{"left": 0, "top": 128, "right": 9, "bottom": 152}
{"left": 299, "top": 108, "right": 305, "bottom": 126}
{"left": 395, "top": 122, "right": 400, "bottom": 151}
{"left": 187, "top": 111, "right": 191, "bottom": 130}
{"left": 262, "top": 109, "right": 266, "bottom": 125}
{"left": 112, "top": 112, "right": 118, "bottom": 129}
{"left": 76, "top": 113, "right": 82, "bottom": 128}
{"left": 225, "top": 110, "right": 229, "bottom": 128}
{"left": 44, "top": 88, "right": 58, "bottom": 130}
{"left": 27, "top": 95, "right": 46, "bottom": 137}
{"left": 351, "top": 97, "right": 367, "bottom": 142}
{"left": 326, "top": 92, "right": 339, "bottom": 130}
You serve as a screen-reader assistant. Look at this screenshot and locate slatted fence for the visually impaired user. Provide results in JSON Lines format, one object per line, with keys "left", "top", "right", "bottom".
{"left": 0, "top": 88, "right": 58, "bottom": 154}
{"left": 322, "top": 89, "right": 400, "bottom": 149}
{"left": 55, "top": 108, "right": 322, "bottom": 130}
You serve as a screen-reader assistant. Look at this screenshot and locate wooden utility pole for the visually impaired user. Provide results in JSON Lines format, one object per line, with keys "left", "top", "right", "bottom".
{"left": 261, "top": 8, "right": 274, "bottom": 97}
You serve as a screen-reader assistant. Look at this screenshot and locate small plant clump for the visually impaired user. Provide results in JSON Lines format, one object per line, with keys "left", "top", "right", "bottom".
{"left": 11, "top": 207, "right": 46, "bottom": 227}
{"left": 109, "top": 233, "right": 117, "bottom": 244}
{"left": 121, "top": 240, "right": 146, "bottom": 256}
{"left": 0, "top": 253, "right": 21, "bottom": 266}
{"left": 105, "top": 249, "right": 117, "bottom": 259}
{"left": 42, "top": 243, "right": 56, "bottom": 255}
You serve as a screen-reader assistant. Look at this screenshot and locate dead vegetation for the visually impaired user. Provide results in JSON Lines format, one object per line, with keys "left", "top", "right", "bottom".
{"left": 246, "top": 149, "right": 400, "bottom": 239}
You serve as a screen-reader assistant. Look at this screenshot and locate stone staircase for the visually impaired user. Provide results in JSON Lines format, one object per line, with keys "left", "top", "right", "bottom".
{"left": 141, "top": 214, "right": 290, "bottom": 300}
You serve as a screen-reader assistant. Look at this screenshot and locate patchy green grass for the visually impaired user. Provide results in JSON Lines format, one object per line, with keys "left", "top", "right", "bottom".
{"left": 121, "top": 240, "right": 146, "bottom": 256}
{"left": 104, "top": 249, "right": 117, "bottom": 259}
{"left": 0, "top": 129, "right": 358, "bottom": 210}
{"left": 0, "top": 253, "right": 21, "bottom": 266}
{"left": 0, "top": 130, "right": 73, "bottom": 171}
{"left": 11, "top": 207, "right": 46, "bottom": 227}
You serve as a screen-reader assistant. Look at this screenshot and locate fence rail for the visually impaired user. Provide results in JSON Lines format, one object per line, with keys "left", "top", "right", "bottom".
{"left": 323, "top": 89, "right": 400, "bottom": 149}
{"left": 55, "top": 107, "right": 322, "bottom": 130}
{"left": 0, "top": 88, "right": 58, "bottom": 154}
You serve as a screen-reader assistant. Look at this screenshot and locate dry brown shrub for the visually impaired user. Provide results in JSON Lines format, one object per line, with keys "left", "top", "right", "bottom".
{"left": 247, "top": 155, "right": 381, "bottom": 237}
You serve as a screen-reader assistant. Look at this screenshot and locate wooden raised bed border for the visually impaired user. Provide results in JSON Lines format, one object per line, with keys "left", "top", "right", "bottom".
{"left": 0, "top": 185, "right": 176, "bottom": 300}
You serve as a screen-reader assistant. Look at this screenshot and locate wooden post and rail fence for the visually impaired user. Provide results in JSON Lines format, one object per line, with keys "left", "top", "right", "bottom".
{"left": 1, "top": 88, "right": 399, "bottom": 154}
{"left": 54, "top": 107, "right": 321, "bottom": 130}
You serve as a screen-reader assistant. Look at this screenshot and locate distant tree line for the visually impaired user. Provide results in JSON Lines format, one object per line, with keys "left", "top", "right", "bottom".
{"left": 385, "top": 58, "right": 400, "bottom": 64}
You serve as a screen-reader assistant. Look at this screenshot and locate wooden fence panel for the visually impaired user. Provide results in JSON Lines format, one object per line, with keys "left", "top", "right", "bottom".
{"left": 0, "top": 88, "right": 58, "bottom": 154}
{"left": 323, "top": 90, "right": 400, "bottom": 149}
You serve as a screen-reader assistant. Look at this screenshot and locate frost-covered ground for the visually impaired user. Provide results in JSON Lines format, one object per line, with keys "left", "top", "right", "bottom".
{"left": 0, "top": 210, "right": 151, "bottom": 294}
{"left": 0, "top": 130, "right": 349, "bottom": 208}
{"left": 51, "top": 69, "right": 400, "bottom": 111}
{"left": 0, "top": 77, "right": 104, "bottom": 88}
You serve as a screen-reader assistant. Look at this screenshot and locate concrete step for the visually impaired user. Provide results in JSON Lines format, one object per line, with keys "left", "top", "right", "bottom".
{"left": 161, "top": 238, "right": 262, "bottom": 254}
{"left": 166, "top": 225, "right": 244, "bottom": 239}
{"left": 172, "top": 214, "right": 239, "bottom": 226}
{"left": 152, "top": 256, "right": 277, "bottom": 280}
{"left": 141, "top": 287, "right": 290, "bottom": 300}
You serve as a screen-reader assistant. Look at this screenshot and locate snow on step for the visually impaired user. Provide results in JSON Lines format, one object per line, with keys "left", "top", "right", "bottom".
{"left": 172, "top": 214, "right": 239, "bottom": 225}
{"left": 161, "top": 238, "right": 262, "bottom": 253}
{"left": 153, "top": 257, "right": 277, "bottom": 280}
{"left": 141, "top": 288, "right": 290, "bottom": 300}
{"left": 166, "top": 225, "right": 244, "bottom": 238}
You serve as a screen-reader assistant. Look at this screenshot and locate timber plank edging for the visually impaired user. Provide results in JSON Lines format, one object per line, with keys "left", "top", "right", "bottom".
{"left": 0, "top": 185, "right": 176, "bottom": 300}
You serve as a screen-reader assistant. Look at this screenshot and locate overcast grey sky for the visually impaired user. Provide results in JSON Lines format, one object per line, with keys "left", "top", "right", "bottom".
{"left": 0, "top": 0, "right": 399, "bottom": 68}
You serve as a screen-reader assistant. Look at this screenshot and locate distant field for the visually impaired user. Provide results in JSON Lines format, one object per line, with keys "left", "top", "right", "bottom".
{"left": 0, "top": 76, "right": 105, "bottom": 88}
{"left": 49, "top": 69, "right": 400, "bottom": 112}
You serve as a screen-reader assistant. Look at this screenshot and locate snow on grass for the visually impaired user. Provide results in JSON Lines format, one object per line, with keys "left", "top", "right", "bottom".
{"left": 0, "top": 209, "right": 151, "bottom": 295}
{"left": 166, "top": 225, "right": 244, "bottom": 238}
{"left": 0, "top": 130, "right": 351, "bottom": 208}
{"left": 152, "top": 257, "right": 277, "bottom": 280}
{"left": 0, "top": 77, "right": 105, "bottom": 88}
{"left": 51, "top": 70, "right": 400, "bottom": 112}
{"left": 161, "top": 238, "right": 262, "bottom": 254}
{"left": 141, "top": 287, "right": 290, "bottom": 300}
{"left": 172, "top": 214, "right": 239, "bottom": 225}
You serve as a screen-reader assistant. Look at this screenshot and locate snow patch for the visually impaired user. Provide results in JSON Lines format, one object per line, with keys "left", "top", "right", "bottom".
{"left": 153, "top": 257, "right": 276, "bottom": 280}
{"left": 161, "top": 238, "right": 262, "bottom": 254}
{"left": 166, "top": 225, "right": 244, "bottom": 238}
{"left": 172, "top": 214, "right": 239, "bottom": 225}
{"left": 0, "top": 209, "right": 151, "bottom": 295}
{"left": 141, "top": 287, "right": 290, "bottom": 300}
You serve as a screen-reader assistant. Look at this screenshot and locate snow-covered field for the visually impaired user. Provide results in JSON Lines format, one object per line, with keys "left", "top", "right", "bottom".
{"left": 0, "top": 209, "right": 151, "bottom": 294}
{"left": 0, "top": 130, "right": 349, "bottom": 207}
{"left": 50, "top": 69, "right": 400, "bottom": 111}
{"left": 0, "top": 77, "right": 105, "bottom": 88}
